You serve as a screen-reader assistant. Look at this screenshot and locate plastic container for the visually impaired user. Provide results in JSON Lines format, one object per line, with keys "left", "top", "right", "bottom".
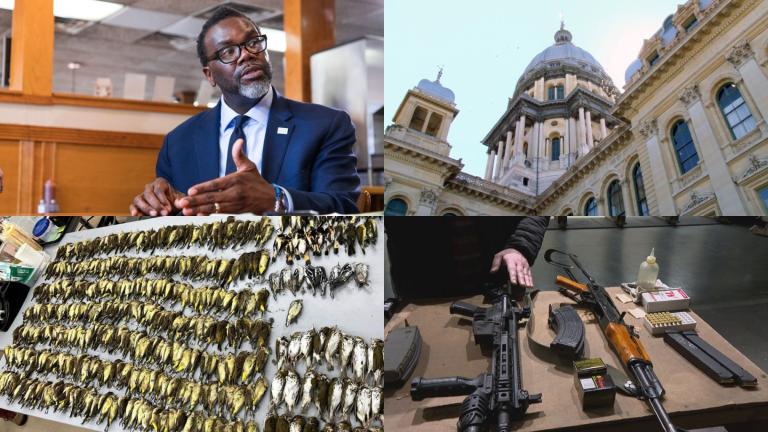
{"left": 637, "top": 248, "right": 659, "bottom": 292}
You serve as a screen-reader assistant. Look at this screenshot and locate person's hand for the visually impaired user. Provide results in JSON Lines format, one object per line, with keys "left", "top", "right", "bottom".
{"left": 129, "top": 177, "right": 185, "bottom": 216}
{"left": 175, "top": 138, "right": 276, "bottom": 215}
{"left": 490, "top": 248, "right": 533, "bottom": 288}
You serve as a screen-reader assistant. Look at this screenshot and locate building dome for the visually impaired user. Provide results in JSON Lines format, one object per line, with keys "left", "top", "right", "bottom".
{"left": 523, "top": 24, "right": 607, "bottom": 76}
{"left": 416, "top": 69, "right": 455, "bottom": 104}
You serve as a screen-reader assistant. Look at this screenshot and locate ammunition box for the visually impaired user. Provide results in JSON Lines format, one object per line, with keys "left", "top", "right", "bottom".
{"left": 573, "top": 358, "right": 616, "bottom": 409}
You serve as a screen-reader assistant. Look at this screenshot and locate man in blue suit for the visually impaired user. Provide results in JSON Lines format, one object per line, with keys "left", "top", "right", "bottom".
{"left": 130, "top": 7, "right": 360, "bottom": 216}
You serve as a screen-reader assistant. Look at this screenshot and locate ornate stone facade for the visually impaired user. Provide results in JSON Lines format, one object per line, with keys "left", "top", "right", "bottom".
{"left": 385, "top": 0, "right": 768, "bottom": 216}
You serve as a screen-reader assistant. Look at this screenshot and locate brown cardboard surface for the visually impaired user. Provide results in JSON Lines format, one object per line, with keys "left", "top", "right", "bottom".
{"left": 384, "top": 289, "right": 768, "bottom": 431}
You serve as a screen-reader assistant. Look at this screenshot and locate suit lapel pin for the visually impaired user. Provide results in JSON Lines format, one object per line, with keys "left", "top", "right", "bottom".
{"left": 277, "top": 127, "right": 289, "bottom": 135}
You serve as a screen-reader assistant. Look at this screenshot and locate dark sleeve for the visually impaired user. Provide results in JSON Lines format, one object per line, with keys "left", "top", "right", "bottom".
{"left": 504, "top": 216, "right": 550, "bottom": 266}
{"left": 155, "top": 135, "right": 174, "bottom": 186}
{"left": 285, "top": 110, "right": 361, "bottom": 214}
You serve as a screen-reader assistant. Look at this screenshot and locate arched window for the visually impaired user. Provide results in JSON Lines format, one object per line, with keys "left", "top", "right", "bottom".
{"left": 607, "top": 180, "right": 625, "bottom": 217}
{"left": 425, "top": 112, "right": 444, "bottom": 137}
{"left": 385, "top": 198, "right": 408, "bottom": 216}
{"left": 409, "top": 106, "right": 428, "bottom": 131}
{"left": 584, "top": 198, "right": 598, "bottom": 216}
{"left": 551, "top": 137, "right": 561, "bottom": 161}
{"left": 632, "top": 163, "right": 649, "bottom": 216}
{"left": 671, "top": 120, "right": 699, "bottom": 174}
{"left": 717, "top": 83, "right": 757, "bottom": 140}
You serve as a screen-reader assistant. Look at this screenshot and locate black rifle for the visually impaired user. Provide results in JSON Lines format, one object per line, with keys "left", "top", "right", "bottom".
{"left": 545, "top": 249, "right": 684, "bottom": 432}
{"left": 410, "top": 284, "right": 541, "bottom": 432}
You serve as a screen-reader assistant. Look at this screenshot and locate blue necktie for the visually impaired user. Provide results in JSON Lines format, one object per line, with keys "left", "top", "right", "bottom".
{"left": 226, "top": 115, "right": 248, "bottom": 175}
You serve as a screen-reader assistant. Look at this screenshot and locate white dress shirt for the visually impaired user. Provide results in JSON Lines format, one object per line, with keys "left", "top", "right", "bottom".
{"left": 218, "top": 88, "right": 293, "bottom": 211}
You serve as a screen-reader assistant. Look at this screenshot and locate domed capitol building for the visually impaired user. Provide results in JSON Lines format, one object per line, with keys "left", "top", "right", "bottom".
{"left": 384, "top": 0, "right": 768, "bottom": 216}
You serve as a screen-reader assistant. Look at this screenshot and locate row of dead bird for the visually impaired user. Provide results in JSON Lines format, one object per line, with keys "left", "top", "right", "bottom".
{"left": 52, "top": 216, "right": 379, "bottom": 266}
{"left": 267, "top": 263, "right": 369, "bottom": 299}
{"left": 0, "top": 372, "right": 384, "bottom": 432}
{"left": 12, "top": 323, "right": 270, "bottom": 385}
{"left": 1, "top": 346, "right": 268, "bottom": 420}
{"left": 55, "top": 217, "right": 276, "bottom": 261}
{"left": 274, "top": 328, "right": 383, "bottom": 384}
{"left": 0, "top": 372, "right": 270, "bottom": 432}
{"left": 269, "top": 368, "right": 382, "bottom": 427}
{"left": 272, "top": 217, "right": 379, "bottom": 265}
{"left": 22, "top": 301, "right": 273, "bottom": 351}
{"left": 34, "top": 278, "right": 271, "bottom": 318}
{"left": 45, "top": 251, "right": 272, "bottom": 285}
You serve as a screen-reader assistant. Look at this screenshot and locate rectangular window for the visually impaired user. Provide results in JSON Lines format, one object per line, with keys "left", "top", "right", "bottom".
{"left": 759, "top": 186, "right": 768, "bottom": 211}
{"left": 409, "top": 106, "right": 427, "bottom": 132}
{"left": 648, "top": 52, "right": 660, "bottom": 67}
{"left": 557, "top": 86, "right": 565, "bottom": 100}
{"left": 548, "top": 87, "right": 556, "bottom": 100}
{"left": 684, "top": 16, "right": 698, "bottom": 32}
{"left": 425, "top": 113, "right": 443, "bottom": 137}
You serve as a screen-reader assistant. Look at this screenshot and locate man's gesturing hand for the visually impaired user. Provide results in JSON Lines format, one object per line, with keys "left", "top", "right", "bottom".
{"left": 129, "top": 177, "right": 185, "bottom": 216}
{"left": 175, "top": 138, "right": 276, "bottom": 215}
{"left": 490, "top": 248, "right": 534, "bottom": 289}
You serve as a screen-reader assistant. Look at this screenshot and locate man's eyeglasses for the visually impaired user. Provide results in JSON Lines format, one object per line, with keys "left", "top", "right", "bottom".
{"left": 208, "top": 35, "right": 267, "bottom": 64}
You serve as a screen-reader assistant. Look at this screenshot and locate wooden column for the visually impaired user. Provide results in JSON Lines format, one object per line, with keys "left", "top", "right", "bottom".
{"left": 9, "top": 0, "right": 54, "bottom": 96}
{"left": 284, "top": 0, "right": 335, "bottom": 102}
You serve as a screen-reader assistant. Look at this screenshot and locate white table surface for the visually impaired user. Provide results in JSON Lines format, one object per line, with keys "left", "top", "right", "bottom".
{"left": 0, "top": 215, "right": 384, "bottom": 431}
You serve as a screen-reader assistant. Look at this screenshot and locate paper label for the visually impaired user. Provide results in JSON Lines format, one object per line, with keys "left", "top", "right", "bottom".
{"left": 580, "top": 377, "right": 596, "bottom": 390}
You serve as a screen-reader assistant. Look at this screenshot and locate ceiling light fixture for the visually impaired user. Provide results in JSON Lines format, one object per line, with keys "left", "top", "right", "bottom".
{"left": 0, "top": 0, "right": 123, "bottom": 22}
{"left": 260, "top": 27, "right": 286, "bottom": 53}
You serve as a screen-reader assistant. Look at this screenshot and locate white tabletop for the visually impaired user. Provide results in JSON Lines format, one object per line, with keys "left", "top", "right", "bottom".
{"left": 0, "top": 215, "right": 384, "bottom": 431}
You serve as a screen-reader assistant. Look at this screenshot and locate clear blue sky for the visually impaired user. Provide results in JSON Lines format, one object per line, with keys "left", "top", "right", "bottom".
{"left": 385, "top": 0, "right": 682, "bottom": 177}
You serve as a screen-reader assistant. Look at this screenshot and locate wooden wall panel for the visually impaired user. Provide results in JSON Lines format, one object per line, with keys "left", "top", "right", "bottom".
{"left": 0, "top": 140, "right": 20, "bottom": 214}
{"left": 0, "top": 124, "right": 163, "bottom": 215}
{"left": 54, "top": 143, "right": 157, "bottom": 214}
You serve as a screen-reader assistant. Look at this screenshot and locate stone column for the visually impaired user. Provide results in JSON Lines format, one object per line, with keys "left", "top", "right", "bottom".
{"left": 569, "top": 117, "right": 577, "bottom": 157}
{"left": 727, "top": 41, "right": 768, "bottom": 121}
{"left": 585, "top": 110, "right": 594, "bottom": 148}
{"left": 514, "top": 115, "right": 526, "bottom": 163}
{"left": 415, "top": 188, "right": 439, "bottom": 216}
{"left": 563, "top": 116, "right": 570, "bottom": 157}
{"left": 539, "top": 122, "right": 546, "bottom": 171}
{"left": 485, "top": 151, "right": 495, "bottom": 180}
{"left": 559, "top": 135, "right": 567, "bottom": 168}
{"left": 679, "top": 85, "right": 748, "bottom": 214}
{"left": 600, "top": 118, "right": 608, "bottom": 140}
{"left": 638, "top": 119, "right": 676, "bottom": 215}
{"left": 621, "top": 179, "right": 633, "bottom": 216}
{"left": 578, "top": 107, "right": 588, "bottom": 155}
{"left": 494, "top": 141, "right": 505, "bottom": 181}
{"left": 530, "top": 122, "right": 540, "bottom": 162}
{"left": 503, "top": 130, "right": 514, "bottom": 169}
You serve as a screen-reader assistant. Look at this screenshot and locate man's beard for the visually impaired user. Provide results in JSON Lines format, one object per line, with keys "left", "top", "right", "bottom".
{"left": 237, "top": 62, "right": 273, "bottom": 99}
